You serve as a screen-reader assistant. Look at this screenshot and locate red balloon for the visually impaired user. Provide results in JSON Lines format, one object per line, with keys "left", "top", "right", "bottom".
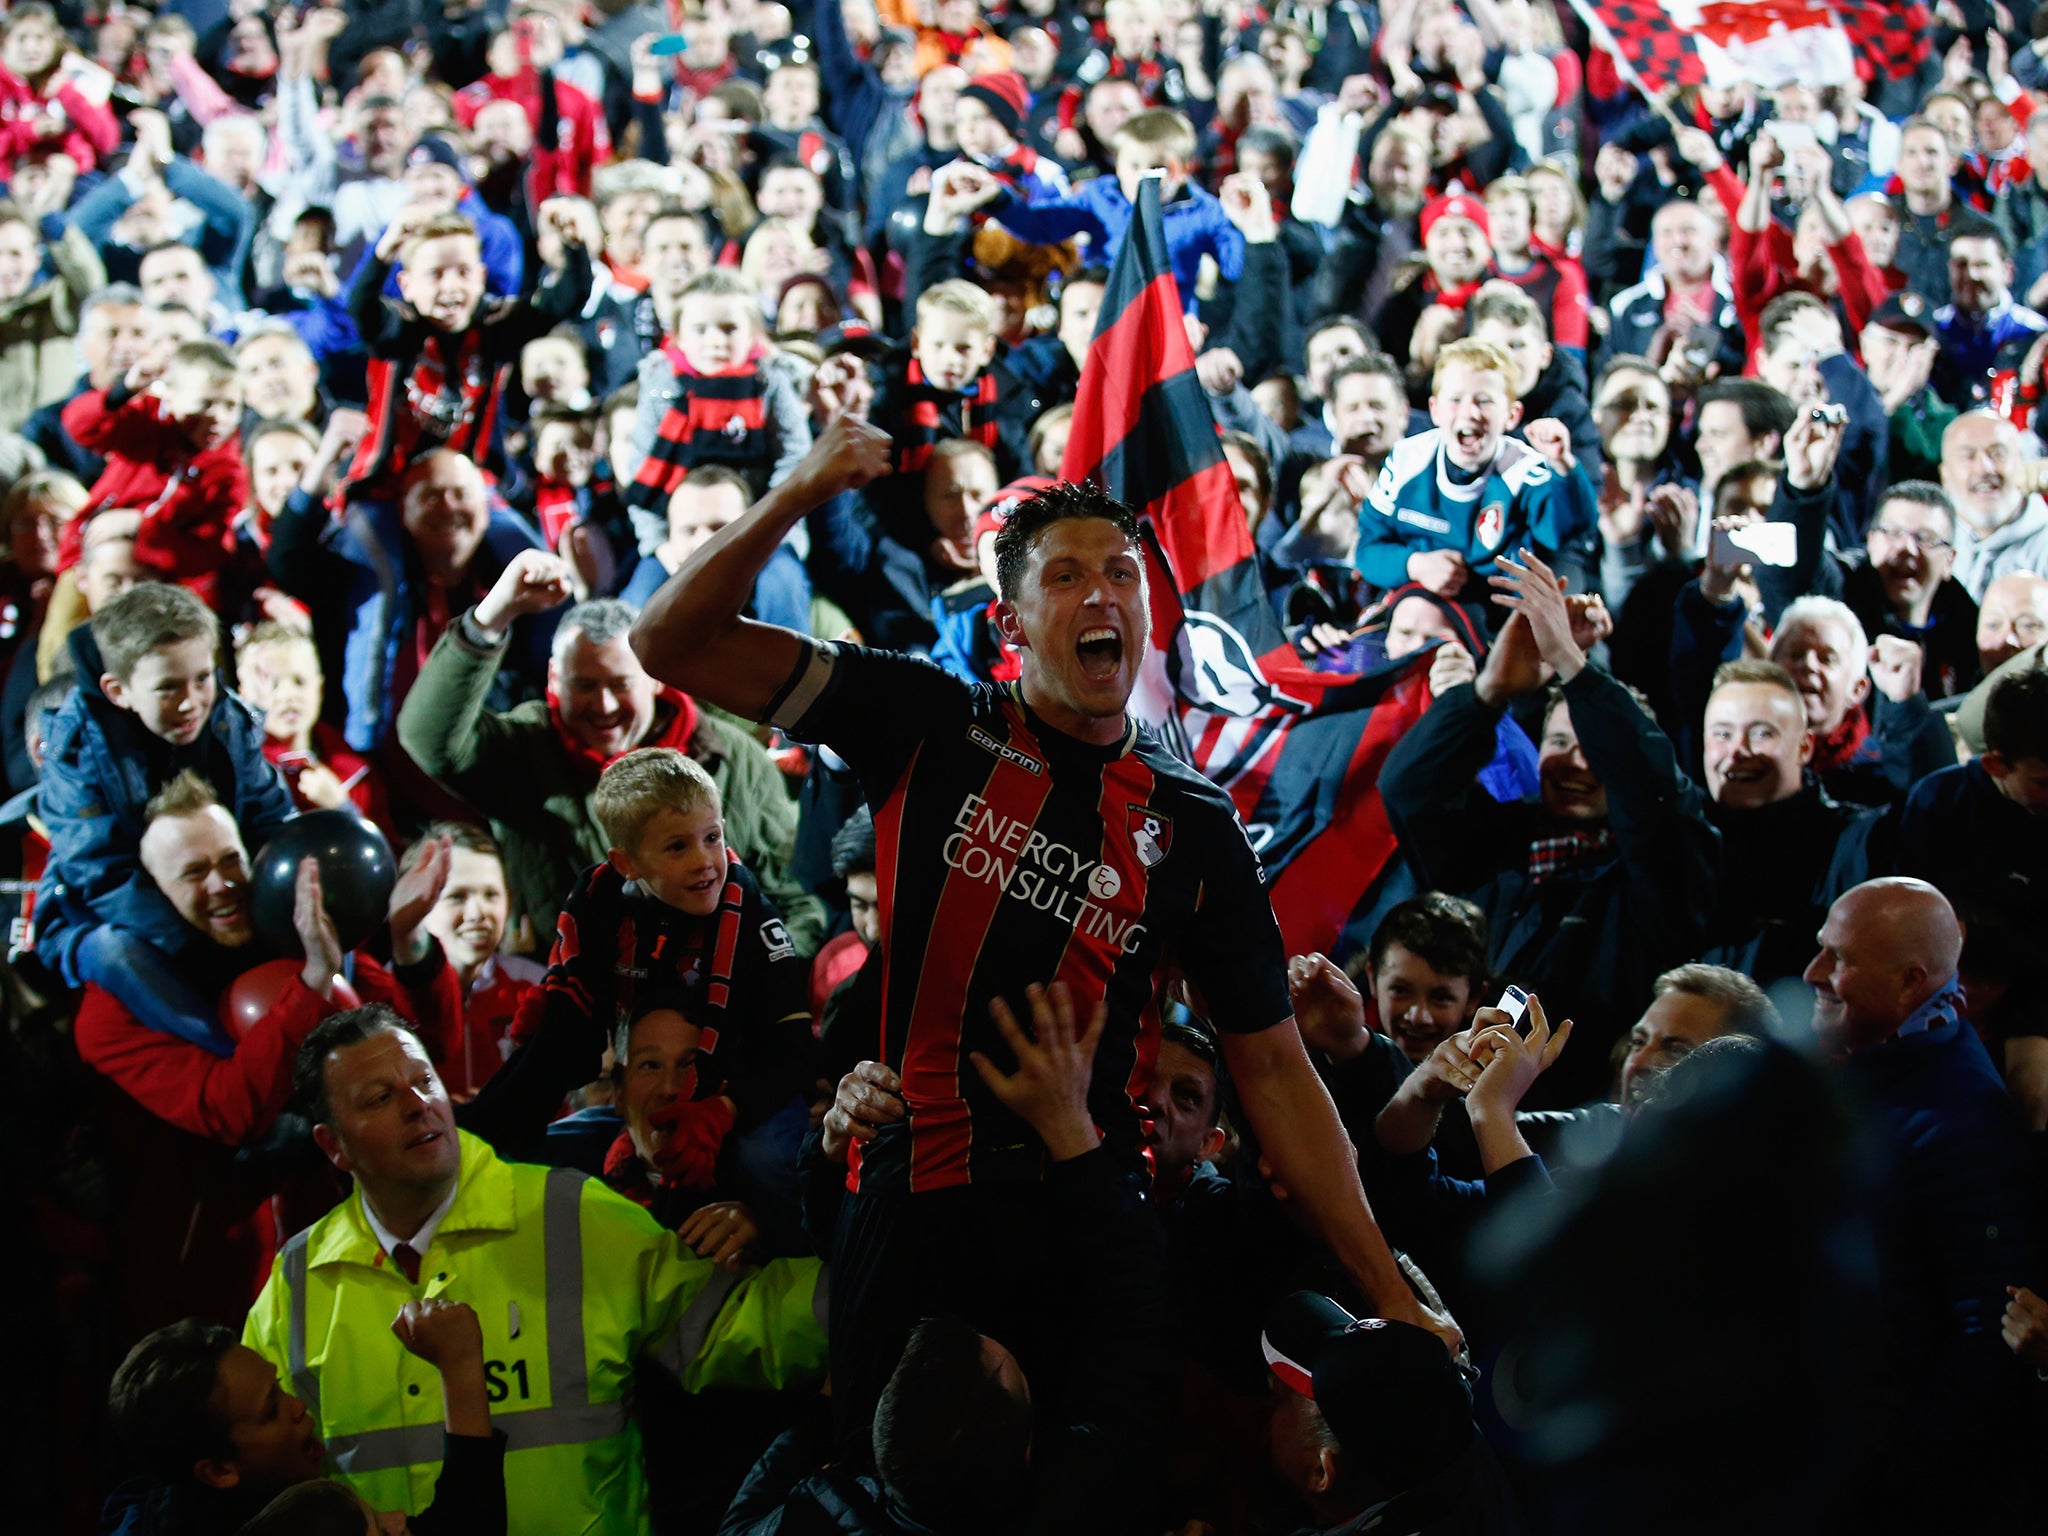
{"left": 221, "top": 959, "right": 362, "bottom": 1039}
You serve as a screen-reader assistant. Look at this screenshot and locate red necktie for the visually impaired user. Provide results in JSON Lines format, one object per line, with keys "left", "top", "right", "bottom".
{"left": 391, "top": 1242, "right": 422, "bottom": 1284}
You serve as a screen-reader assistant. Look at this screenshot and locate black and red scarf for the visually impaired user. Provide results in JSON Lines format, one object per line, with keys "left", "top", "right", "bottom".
{"left": 896, "top": 358, "right": 1000, "bottom": 474}
{"left": 625, "top": 342, "right": 772, "bottom": 513}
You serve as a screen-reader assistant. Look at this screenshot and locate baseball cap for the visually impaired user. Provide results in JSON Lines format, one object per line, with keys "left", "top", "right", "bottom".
{"left": 976, "top": 474, "right": 1056, "bottom": 544}
{"left": 1262, "top": 1293, "right": 1475, "bottom": 1487}
{"left": 406, "top": 134, "right": 469, "bottom": 183}
{"left": 1420, "top": 191, "right": 1490, "bottom": 244}
{"left": 1868, "top": 290, "right": 1933, "bottom": 340}
{"left": 817, "top": 320, "right": 891, "bottom": 360}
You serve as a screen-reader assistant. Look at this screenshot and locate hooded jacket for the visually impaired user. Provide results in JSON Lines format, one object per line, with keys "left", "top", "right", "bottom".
{"left": 33, "top": 627, "right": 296, "bottom": 985}
{"left": 1951, "top": 494, "right": 2048, "bottom": 601}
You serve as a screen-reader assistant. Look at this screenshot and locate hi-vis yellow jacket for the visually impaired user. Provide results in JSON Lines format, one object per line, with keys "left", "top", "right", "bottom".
{"left": 244, "top": 1131, "right": 827, "bottom": 1535}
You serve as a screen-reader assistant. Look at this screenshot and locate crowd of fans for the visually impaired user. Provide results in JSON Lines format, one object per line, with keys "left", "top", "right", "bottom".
{"left": 3, "top": 0, "right": 2047, "bottom": 1531}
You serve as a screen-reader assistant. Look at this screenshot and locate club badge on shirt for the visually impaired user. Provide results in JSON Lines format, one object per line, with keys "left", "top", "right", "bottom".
{"left": 1475, "top": 502, "right": 1506, "bottom": 553}
{"left": 1129, "top": 806, "right": 1172, "bottom": 868}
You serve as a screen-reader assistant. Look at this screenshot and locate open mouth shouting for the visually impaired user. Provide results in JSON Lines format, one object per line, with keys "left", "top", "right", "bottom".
{"left": 1076, "top": 625, "right": 1124, "bottom": 684}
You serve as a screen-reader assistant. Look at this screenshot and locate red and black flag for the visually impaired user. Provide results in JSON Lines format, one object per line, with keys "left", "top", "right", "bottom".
{"left": 1058, "top": 175, "right": 1433, "bottom": 955}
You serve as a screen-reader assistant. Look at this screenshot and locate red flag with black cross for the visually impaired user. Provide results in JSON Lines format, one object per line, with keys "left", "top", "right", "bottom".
{"left": 1057, "top": 174, "right": 1434, "bottom": 955}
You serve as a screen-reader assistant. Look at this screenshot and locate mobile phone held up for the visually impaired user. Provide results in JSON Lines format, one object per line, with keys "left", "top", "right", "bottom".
{"left": 1496, "top": 985, "right": 1529, "bottom": 1031}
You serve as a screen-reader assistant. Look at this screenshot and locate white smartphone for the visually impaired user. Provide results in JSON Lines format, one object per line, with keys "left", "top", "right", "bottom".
{"left": 1765, "top": 119, "right": 1817, "bottom": 153}
{"left": 1496, "top": 985, "right": 1530, "bottom": 1029}
{"left": 1709, "top": 522, "right": 1800, "bottom": 569}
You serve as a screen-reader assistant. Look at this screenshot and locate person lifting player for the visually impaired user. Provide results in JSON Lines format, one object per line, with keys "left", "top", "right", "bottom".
{"left": 630, "top": 414, "right": 1460, "bottom": 1442}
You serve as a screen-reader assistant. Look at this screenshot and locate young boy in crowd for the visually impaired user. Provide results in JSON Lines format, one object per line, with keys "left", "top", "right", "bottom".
{"left": 866, "top": 280, "right": 1039, "bottom": 542}
{"left": 983, "top": 108, "right": 1243, "bottom": 315}
{"left": 35, "top": 583, "right": 296, "bottom": 1050}
{"left": 406, "top": 821, "right": 542, "bottom": 1099}
{"left": 1356, "top": 338, "right": 1597, "bottom": 615}
{"left": 520, "top": 403, "right": 633, "bottom": 590}
{"left": 105, "top": 1305, "right": 501, "bottom": 1536}
{"left": 514, "top": 748, "right": 814, "bottom": 1191}
{"left": 56, "top": 339, "right": 248, "bottom": 611}
{"left": 340, "top": 202, "right": 595, "bottom": 505}
{"left": 626, "top": 268, "right": 812, "bottom": 555}
{"left": 235, "top": 621, "right": 391, "bottom": 835}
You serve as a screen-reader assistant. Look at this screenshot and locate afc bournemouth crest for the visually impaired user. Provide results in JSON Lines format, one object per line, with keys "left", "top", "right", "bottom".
{"left": 1475, "top": 502, "right": 1507, "bottom": 553}
{"left": 1128, "top": 806, "right": 1173, "bottom": 868}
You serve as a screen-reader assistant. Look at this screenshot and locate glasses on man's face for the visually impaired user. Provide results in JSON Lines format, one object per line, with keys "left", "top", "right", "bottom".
{"left": 1866, "top": 524, "right": 1950, "bottom": 554}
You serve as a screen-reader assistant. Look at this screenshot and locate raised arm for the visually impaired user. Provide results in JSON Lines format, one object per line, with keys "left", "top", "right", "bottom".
{"left": 629, "top": 415, "right": 892, "bottom": 720}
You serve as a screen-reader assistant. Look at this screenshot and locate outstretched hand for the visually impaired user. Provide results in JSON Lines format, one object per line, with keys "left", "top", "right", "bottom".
{"left": 971, "top": 982, "right": 1105, "bottom": 1162}
{"left": 1490, "top": 549, "right": 1585, "bottom": 683}
{"left": 389, "top": 834, "right": 452, "bottom": 964}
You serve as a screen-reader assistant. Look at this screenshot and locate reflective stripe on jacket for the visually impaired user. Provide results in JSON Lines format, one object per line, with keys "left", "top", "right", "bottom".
{"left": 244, "top": 1131, "right": 826, "bottom": 1534}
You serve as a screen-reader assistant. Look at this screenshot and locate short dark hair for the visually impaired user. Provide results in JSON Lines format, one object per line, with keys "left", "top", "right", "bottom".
{"left": 1330, "top": 351, "right": 1404, "bottom": 397}
{"left": 873, "top": 1317, "right": 1033, "bottom": 1529}
{"left": 992, "top": 480, "right": 1140, "bottom": 600}
{"left": 1592, "top": 351, "right": 1663, "bottom": 398}
{"left": 1871, "top": 480, "right": 1957, "bottom": 542}
{"left": 108, "top": 1320, "right": 237, "bottom": 1483}
{"left": 1984, "top": 663, "right": 2048, "bottom": 765}
{"left": 1697, "top": 379, "right": 1796, "bottom": 444}
{"left": 830, "top": 805, "right": 877, "bottom": 881}
{"left": 1237, "top": 125, "right": 1297, "bottom": 167}
{"left": 293, "top": 1005, "right": 418, "bottom": 1124}
{"left": 236, "top": 1480, "right": 373, "bottom": 1536}
{"left": 1365, "top": 891, "right": 1488, "bottom": 985}
{"left": 1947, "top": 215, "right": 2008, "bottom": 258}
{"left": 1159, "top": 1017, "right": 1225, "bottom": 1125}
{"left": 1219, "top": 430, "right": 1272, "bottom": 502}
{"left": 92, "top": 582, "right": 219, "bottom": 684}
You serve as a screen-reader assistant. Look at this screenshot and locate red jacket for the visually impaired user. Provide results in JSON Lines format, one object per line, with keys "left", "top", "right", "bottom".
{"left": 453, "top": 66, "right": 608, "bottom": 200}
{"left": 1728, "top": 221, "right": 1889, "bottom": 369}
{"left": 73, "top": 949, "right": 462, "bottom": 1147}
{"left": 59, "top": 386, "right": 250, "bottom": 597}
{"left": 440, "top": 952, "right": 544, "bottom": 1100}
{"left": 0, "top": 64, "right": 120, "bottom": 174}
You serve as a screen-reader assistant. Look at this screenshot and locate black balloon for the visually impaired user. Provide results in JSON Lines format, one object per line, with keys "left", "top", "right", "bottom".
{"left": 252, "top": 811, "right": 396, "bottom": 958}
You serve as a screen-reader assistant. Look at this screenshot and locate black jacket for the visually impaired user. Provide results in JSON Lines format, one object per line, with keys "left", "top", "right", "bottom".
{"left": 728, "top": 1145, "right": 1171, "bottom": 1536}
{"left": 1840, "top": 559, "right": 1982, "bottom": 703}
{"left": 1381, "top": 668, "right": 1720, "bottom": 1108}
{"left": 1702, "top": 783, "right": 1878, "bottom": 986}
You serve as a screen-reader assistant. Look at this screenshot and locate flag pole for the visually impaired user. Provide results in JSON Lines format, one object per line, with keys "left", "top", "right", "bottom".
{"left": 1560, "top": 0, "right": 1687, "bottom": 130}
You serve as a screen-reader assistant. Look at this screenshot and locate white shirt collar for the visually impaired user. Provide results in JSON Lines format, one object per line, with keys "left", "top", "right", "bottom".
{"left": 361, "top": 1178, "right": 461, "bottom": 1265}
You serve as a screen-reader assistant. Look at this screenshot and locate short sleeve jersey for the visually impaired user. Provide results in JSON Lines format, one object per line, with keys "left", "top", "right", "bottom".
{"left": 768, "top": 641, "right": 1292, "bottom": 1192}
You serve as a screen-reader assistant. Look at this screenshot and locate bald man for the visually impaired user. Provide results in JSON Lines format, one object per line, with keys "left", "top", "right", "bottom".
{"left": 1976, "top": 569, "right": 2048, "bottom": 674}
{"left": 1938, "top": 412, "right": 2048, "bottom": 599}
{"left": 1805, "top": 877, "right": 2036, "bottom": 1530}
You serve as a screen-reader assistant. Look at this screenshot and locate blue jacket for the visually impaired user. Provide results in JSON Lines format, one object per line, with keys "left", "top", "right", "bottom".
{"left": 283, "top": 490, "right": 545, "bottom": 751}
{"left": 68, "top": 157, "right": 255, "bottom": 308}
{"left": 34, "top": 628, "right": 295, "bottom": 984}
{"left": 991, "top": 176, "right": 1244, "bottom": 312}
{"left": 1839, "top": 993, "right": 2038, "bottom": 1447}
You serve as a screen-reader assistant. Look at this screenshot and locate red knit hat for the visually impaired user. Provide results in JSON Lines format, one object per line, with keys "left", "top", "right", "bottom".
{"left": 1419, "top": 191, "right": 1490, "bottom": 245}
{"left": 961, "top": 70, "right": 1031, "bottom": 139}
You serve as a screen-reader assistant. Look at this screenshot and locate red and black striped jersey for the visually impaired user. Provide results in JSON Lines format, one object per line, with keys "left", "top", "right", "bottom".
{"left": 768, "top": 640, "right": 1291, "bottom": 1193}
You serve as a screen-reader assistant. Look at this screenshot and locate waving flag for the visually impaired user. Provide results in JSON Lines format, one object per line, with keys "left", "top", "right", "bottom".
{"left": 1571, "top": 0, "right": 1864, "bottom": 88}
{"left": 1058, "top": 176, "right": 1433, "bottom": 955}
